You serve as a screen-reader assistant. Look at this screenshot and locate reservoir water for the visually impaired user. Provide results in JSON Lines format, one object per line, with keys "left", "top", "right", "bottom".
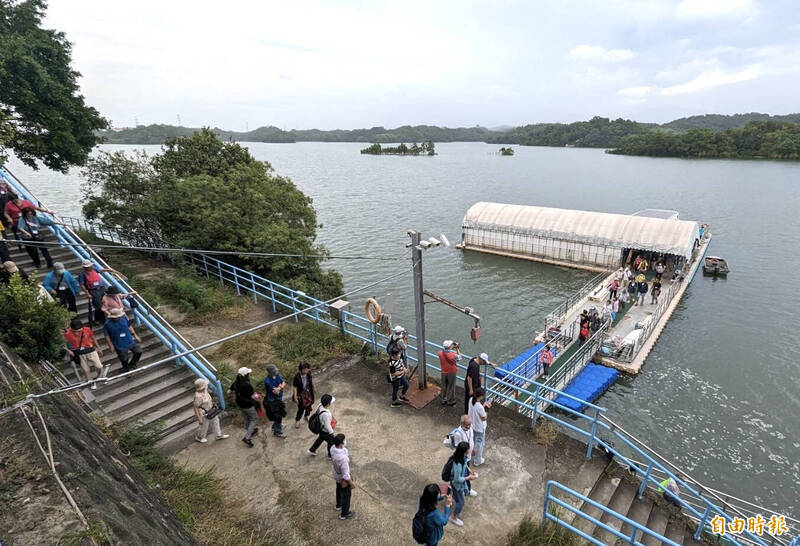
{"left": 8, "top": 142, "right": 800, "bottom": 516}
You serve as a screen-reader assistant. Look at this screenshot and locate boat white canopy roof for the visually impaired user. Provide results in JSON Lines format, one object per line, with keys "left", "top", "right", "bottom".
{"left": 463, "top": 202, "right": 700, "bottom": 259}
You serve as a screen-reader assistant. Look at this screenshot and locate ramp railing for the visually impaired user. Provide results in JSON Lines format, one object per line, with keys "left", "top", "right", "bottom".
{"left": 543, "top": 271, "right": 610, "bottom": 333}
{"left": 0, "top": 167, "right": 225, "bottom": 408}
{"left": 64, "top": 217, "right": 793, "bottom": 546}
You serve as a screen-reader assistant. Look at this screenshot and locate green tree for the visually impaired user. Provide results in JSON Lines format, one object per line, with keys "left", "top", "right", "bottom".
{"left": 82, "top": 129, "right": 344, "bottom": 299}
{"left": 0, "top": 274, "right": 71, "bottom": 361}
{"left": 0, "top": 0, "right": 107, "bottom": 171}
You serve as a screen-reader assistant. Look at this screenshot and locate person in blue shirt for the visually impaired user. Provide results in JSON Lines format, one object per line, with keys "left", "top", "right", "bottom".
{"left": 103, "top": 307, "right": 143, "bottom": 373}
{"left": 41, "top": 262, "right": 80, "bottom": 313}
{"left": 263, "top": 364, "right": 287, "bottom": 438}
{"left": 418, "top": 483, "right": 452, "bottom": 545}
{"left": 449, "top": 441, "right": 477, "bottom": 527}
{"left": 17, "top": 207, "right": 62, "bottom": 269}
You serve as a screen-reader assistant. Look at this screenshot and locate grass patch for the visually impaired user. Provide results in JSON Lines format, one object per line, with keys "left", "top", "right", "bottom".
{"left": 61, "top": 519, "right": 113, "bottom": 545}
{"left": 507, "top": 514, "right": 582, "bottom": 546}
{"left": 533, "top": 419, "right": 559, "bottom": 446}
{"left": 111, "top": 422, "right": 299, "bottom": 546}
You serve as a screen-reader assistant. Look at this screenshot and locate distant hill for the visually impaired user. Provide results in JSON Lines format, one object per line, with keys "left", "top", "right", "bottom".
{"left": 662, "top": 112, "right": 800, "bottom": 131}
{"left": 485, "top": 116, "right": 657, "bottom": 147}
{"left": 99, "top": 124, "right": 496, "bottom": 145}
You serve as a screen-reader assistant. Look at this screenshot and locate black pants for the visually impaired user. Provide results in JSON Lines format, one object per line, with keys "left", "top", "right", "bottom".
{"left": 336, "top": 482, "right": 352, "bottom": 516}
{"left": 310, "top": 431, "right": 335, "bottom": 456}
{"left": 295, "top": 403, "right": 312, "bottom": 421}
{"left": 0, "top": 240, "right": 9, "bottom": 262}
{"left": 87, "top": 288, "right": 106, "bottom": 324}
{"left": 56, "top": 289, "right": 77, "bottom": 313}
{"left": 24, "top": 240, "right": 52, "bottom": 269}
{"left": 115, "top": 343, "right": 143, "bottom": 371}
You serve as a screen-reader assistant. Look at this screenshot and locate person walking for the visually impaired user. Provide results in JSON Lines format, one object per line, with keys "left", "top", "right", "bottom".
{"left": 64, "top": 317, "right": 107, "bottom": 389}
{"left": 611, "top": 296, "right": 619, "bottom": 323}
{"left": 608, "top": 279, "right": 619, "bottom": 299}
{"left": 78, "top": 260, "right": 117, "bottom": 325}
{"left": 308, "top": 394, "right": 335, "bottom": 457}
{"left": 4, "top": 194, "right": 49, "bottom": 248}
{"left": 539, "top": 344, "right": 553, "bottom": 377}
{"left": 386, "top": 325, "right": 408, "bottom": 365}
{"left": 464, "top": 352, "right": 491, "bottom": 414}
{"left": 451, "top": 415, "right": 477, "bottom": 496}
{"left": 449, "top": 441, "right": 477, "bottom": 527}
{"left": 42, "top": 262, "right": 80, "bottom": 313}
{"left": 415, "top": 484, "right": 452, "bottom": 545}
{"left": 650, "top": 277, "right": 662, "bottom": 305}
{"left": 17, "top": 208, "right": 59, "bottom": 269}
{"left": 0, "top": 261, "right": 28, "bottom": 285}
{"left": 636, "top": 256, "right": 649, "bottom": 274}
{"left": 193, "top": 378, "right": 230, "bottom": 443}
{"left": 388, "top": 348, "right": 409, "bottom": 407}
{"left": 636, "top": 275, "right": 649, "bottom": 306}
{"left": 292, "top": 362, "right": 315, "bottom": 428}
{"left": 228, "top": 367, "right": 259, "bottom": 447}
{"left": 437, "top": 340, "right": 461, "bottom": 406}
{"left": 101, "top": 285, "right": 138, "bottom": 317}
{"left": 468, "top": 388, "right": 491, "bottom": 466}
{"left": 655, "top": 261, "right": 666, "bottom": 280}
{"left": 103, "top": 308, "right": 143, "bottom": 373}
{"left": 331, "top": 433, "right": 355, "bottom": 520}
{"left": 263, "top": 364, "right": 287, "bottom": 438}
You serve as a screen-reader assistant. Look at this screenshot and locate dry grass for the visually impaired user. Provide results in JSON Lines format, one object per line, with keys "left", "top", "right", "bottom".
{"left": 533, "top": 419, "right": 559, "bottom": 446}
{"left": 506, "top": 513, "right": 582, "bottom": 546}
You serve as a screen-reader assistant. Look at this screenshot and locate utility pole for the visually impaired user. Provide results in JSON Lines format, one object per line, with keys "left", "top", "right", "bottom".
{"left": 409, "top": 230, "right": 427, "bottom": 389}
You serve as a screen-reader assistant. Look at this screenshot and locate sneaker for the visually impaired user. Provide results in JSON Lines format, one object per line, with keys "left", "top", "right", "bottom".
{"left": 216, "top": 434, "right": 230, "bottom": 440}
{"left": 399, "top": 396, "right": 410, "bottom": 402}
{"left": 446, "top": 401, "right": 457, "bottom": 407}
{"left": 195, "top": 436, "right": 208, "bottom": 443}
{"left": 306, "top": 449, "right": 317, "bottom": 456}
{"left": 242, "top": 438, "right": 254, "bottom": 448}
{"left": 294, "top": 421, "right": 302, "bottom": 429}
{"left": 334, "top": 505, "right": 341, "bottom": 511}
{"left": 472, "top": 460, "right": 483, "bottom": 467}
{"left": 90, "top": 383, "right": 97, "bottom": 390}
{"left": 252, "top": 427, "right": 259, "bottom": 436}
{"left": 468, "top": 489, "right": 478, "bottom": 497}
{"left": 451, "top": 517, "right": 464, "bottom": 527}
{"left": 339, "top": 511, "right": 356, "bottom": 520}
{"left": 390, "top": 401, "right": 402, "bottom": 407}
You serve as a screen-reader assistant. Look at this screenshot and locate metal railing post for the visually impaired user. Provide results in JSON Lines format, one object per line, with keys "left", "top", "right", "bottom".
{"left": 531, "top": 384, "right": 542, "bottom": 430}
{"left": 638, "top": 461, "right": 653, "bottom": 498}
{"left": 586, "top": 407, "right": 600, "bottom": 459}
{"left": 232, "top": 268, "right": 241, "bottom": 295}
{"left": 542, "top": 482, "right": 552, "bottom": 527}
{"left": 291, "top": 293, "right": 298, "bottom": 322}
{"left": 249, "top": 272, "right": 257, "bottom": 303}
{"left": 370, "top": 322, "right": 378, "bottom": 354}
{"left": 269, "top": 282, "right": 277, "bottom": 312}
{"left": 696, "top": 505, "right": 711, "bottom": 540}
{"left": 202, "top": 255, "right": 209, "bottom": 278}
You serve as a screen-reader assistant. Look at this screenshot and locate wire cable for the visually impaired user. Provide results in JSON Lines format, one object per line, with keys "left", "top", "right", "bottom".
{"left": 0, "top": 262, "right": 418, "bottom": 417}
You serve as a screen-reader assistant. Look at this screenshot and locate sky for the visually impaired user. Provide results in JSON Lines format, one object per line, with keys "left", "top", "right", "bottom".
{"left": 45, "top": 0, "right": 800, "bottom": 130}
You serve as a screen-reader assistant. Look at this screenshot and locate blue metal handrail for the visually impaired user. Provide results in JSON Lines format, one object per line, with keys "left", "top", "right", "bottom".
{"left": 64, "top": 216, "right": 791, "bottom": 546}
{"left": 543, "top": 480, "right": 682, "bottom": 546}
{"left": 0, "top": 168, "right": 226, "bottom": 408}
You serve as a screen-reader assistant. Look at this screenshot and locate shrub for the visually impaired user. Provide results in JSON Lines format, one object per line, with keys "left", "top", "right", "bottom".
{"left": 507, "top": 514, "right": 582, "bottom": 546}
{"left": 0, "top": 275, "right": 71, "bottom": 361}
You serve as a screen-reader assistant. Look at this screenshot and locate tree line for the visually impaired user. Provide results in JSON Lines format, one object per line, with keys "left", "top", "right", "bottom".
{"left": 360, "top": 141, "right": 435, "bottom": 156}
{"left": 608, "top": 121, "right": 800, "bottom": 160}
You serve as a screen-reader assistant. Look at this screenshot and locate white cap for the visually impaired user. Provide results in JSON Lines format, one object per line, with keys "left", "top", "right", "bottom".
{"left": 480, "top": 352, "right": 489, "bottom": 363}
{"left": 237, "top": 367, "right": 252, "bottom": 376}
{"left": 393, "top": 325, "right": 404, "bottom": 333}
{"left": 443, "top": 340, "right": 453, "bottom": 349}
{"left": 82, "top": 259, "right": 93, "bottom": 268}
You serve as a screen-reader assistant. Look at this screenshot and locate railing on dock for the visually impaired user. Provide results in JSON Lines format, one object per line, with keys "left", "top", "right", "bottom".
{"left": 0, "top": 168, "right": 226, "bottom": 408}
{"left": 66, "top": 218, "right": 795, "bottom": 546}
{"left": 543, "top": 271, "right": 609, "bottom": 334}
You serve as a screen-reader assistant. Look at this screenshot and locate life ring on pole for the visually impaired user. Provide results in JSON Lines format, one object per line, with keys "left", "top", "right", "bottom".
{"left": 365, "top": 298, "right": 382, "bottom": 324}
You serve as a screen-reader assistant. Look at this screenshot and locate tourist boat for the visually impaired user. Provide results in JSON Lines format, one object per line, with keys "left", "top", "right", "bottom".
{"left": 703, "top": 256, "right": 729, "bottom": 276}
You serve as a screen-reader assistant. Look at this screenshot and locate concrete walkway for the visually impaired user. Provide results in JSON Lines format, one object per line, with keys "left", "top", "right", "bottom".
{"left": 176, "top": 356, "right": 608, "bottom": 545}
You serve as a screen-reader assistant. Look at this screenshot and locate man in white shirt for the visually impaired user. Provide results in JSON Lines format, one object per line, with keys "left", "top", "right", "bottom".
{"left": 452, "top": 415, "right": 478, "bottom": 496}
{"left": 468, "top": 388, "right": 491, "bottom": 466}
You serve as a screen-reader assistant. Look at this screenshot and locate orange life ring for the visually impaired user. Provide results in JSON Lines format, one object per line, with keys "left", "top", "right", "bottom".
{"left": 365, "top": 298, "right": 382, "bottom": 324}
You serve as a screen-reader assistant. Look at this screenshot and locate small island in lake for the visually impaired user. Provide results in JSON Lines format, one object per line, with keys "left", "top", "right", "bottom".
{"left": 499, "top": 147, "right": 514, "bottom": 156}
{"left": 360, "top": 141, "right": 435, "bottom": 156}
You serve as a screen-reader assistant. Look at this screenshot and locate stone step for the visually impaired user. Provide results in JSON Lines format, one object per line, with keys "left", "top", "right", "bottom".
{"left": 594, "top": 478, "right": 638, "bottom": 543}
{"left": 61, "top": 337, "right": 167, "bottom": 381}
{"left": 574, "top": 473, "right": 620, "bottom": 536}
{"left": 662, "top": 516, "right": 685, "bottom": 545}
{"left": 112, "top": 382, "right": 195, "bottom": 424}
{"left": 94, "top": 362, "right": 188, "bottom": 406}
{"left": 641, "top": 505, "right": 670, "bottom": 546}
{"left": 619, "top": 493, "right": 654, "bottom": 543}
{"left": 101, "top": 367, "right": 196, "bottom": 416}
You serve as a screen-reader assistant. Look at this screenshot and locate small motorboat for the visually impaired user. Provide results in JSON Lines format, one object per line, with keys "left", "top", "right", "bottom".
{"left": 703, "top": 256, "right": 730, "bottom": 276}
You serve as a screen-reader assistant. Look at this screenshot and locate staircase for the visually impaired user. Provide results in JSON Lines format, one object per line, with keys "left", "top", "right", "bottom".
{"left": 6, "top": 232, "right": 204, "bottom": 453}
{"left": 558, "top": 460, "right": 708, "bottom": 545}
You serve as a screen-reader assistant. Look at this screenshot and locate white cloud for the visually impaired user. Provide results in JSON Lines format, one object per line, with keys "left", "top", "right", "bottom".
{"left": 655, "top": 58, "right": 719, "bottom": 82}
{"left": 660, "top": 65, "right": 761, "bottom": 95}
{"left": 569, "top": 44, "right": 636, "bottom": 62}
{"left": 676, "top": 0, "right": 759, "bottom": 20}
{"left": 618, "top": 86, "right": 654, "bottom": 97}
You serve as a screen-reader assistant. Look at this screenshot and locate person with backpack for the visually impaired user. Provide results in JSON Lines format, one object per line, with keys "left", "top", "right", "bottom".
{"left": 388, "top": 348, "right": 409, "bottom": 407}
{"left": 263, "top": 364, "right": 287, "bottom": 438}
{"left": 227, "top": 367, "right": 260, "bottom": 447}
{"left": 413, "top": 483, "right": 452, "bottom": 545}
{"left": 307, "top": 394, "right": 335, "bottom": 457}
{"left": 386, "top": 325, "right": 408, "bottom": 365}
{"left": 292, "top": 362, "right": 315, "bottom": 428}
{"left": 42, "top": 262, "right": 80, "bottom": 312}
{"left": 468, "top": 388, "right": 491, "bottom": 466}
{"left": 331, "top": 433, "right": 355, "bottom": 520}
{"left": 448, "top": 441, "right": 477, "bottom": 527}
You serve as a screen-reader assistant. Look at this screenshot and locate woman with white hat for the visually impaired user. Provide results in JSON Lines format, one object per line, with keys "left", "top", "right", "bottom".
{"left": 193, "top": 378, "right": 229, "bottom": 443}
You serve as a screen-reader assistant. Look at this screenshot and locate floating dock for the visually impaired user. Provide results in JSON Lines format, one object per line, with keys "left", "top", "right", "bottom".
{"left": 553, "top": 363, "right": 619, "bottom": 412}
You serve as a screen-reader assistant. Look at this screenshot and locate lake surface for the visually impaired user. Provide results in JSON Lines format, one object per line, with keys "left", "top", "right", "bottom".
{"left": 7, "top": 142, "right": 800, "bottom": 516}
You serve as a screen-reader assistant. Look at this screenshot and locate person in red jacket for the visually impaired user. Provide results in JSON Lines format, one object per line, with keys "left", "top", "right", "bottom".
{"left": 437, "top": 340, "right": 461, "bottom": 406}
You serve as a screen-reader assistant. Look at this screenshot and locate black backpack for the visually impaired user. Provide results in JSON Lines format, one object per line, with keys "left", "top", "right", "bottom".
{"left": 411, "top": 509, "right": 428, "bottom": 544}
{"left": 386, "top": 337, "right": 398, "bottom": 357}
{"left": 441, "top": 455, "right": 455, "bottom": 482}
{"left": 308, "top": 408, "right": 327, "bottom": 434}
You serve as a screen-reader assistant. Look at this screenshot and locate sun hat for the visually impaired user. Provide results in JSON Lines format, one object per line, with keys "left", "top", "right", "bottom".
{"left": 2, "top": 261, "right": 18, "bottom": 273}
{"left": 237, "top": 366, "right": 252, "bottom": 376}
{"left": 443, "top": 340, "right": 453, "bottom": 349}
{"left": 194, "top": 378, "right": 209, "bottom": 391}
{"left": 265, "top": 364, "right": 278, "bottom": 377}
{"left": 108, "top": 308, "right": 125, "bottom": 318}
{"left": 53, "top": 262, "right": 65, "bottom": 273}
{"left": 82, "top": 259, "right": 93, "bottom": 268}
{"left": 393, "top": 325, "right": 404, "bottom": 334}
{"left": 479, "top": 352, "right": 489, "bottom": 363}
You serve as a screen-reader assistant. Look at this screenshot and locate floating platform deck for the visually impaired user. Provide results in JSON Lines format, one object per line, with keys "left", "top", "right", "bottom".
{"left": 494, "top": 341, "right": 557, "bottom": 385}
{"left": 553, "top": 363, "right": 619, "bottom": 412}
